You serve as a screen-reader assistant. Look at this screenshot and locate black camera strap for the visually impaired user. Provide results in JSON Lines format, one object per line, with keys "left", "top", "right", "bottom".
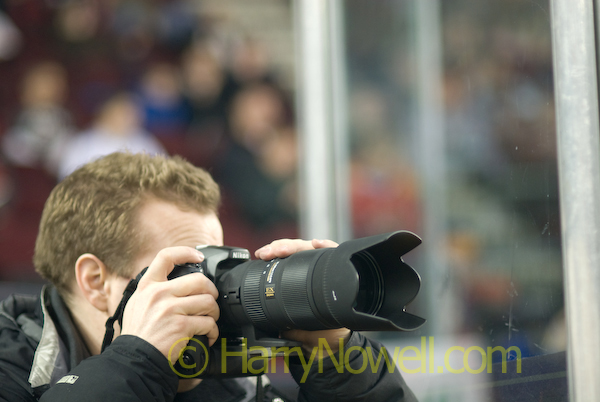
{"left": 101, "top": 267, "right": 148, "bottom": 353}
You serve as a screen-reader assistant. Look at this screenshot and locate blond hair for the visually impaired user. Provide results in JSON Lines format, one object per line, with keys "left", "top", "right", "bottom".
{"left": 34, "top": 152, "right": 220, "bottom": 294}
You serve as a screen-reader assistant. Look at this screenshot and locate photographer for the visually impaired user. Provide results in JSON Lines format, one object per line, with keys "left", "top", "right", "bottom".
{"left": 0, "top": 152, "right": 417, "bottom": 402}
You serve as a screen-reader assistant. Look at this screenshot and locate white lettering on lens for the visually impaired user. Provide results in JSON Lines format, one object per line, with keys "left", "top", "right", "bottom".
{"left": 267, "top": 261, "right": 280, "bottom": 283}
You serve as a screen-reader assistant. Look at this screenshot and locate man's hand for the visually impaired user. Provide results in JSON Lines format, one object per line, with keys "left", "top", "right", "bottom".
{"left": 120, "top": 246, "right": 220, "bottom": 363}
{"left": 255, "top": 238, "right": 352, "bottom": 356}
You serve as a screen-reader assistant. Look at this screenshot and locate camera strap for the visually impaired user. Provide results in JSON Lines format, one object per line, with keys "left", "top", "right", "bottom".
{"left": 101, "top": 267, "right": 148, "bottom": 353}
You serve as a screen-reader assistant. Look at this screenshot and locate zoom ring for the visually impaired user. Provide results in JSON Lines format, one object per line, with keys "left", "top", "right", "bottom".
{"left": 281, "top": 266, "right": 317, "bottom": 328}
{"left": 242, "top": 266, "right": 269, "bottom": 327}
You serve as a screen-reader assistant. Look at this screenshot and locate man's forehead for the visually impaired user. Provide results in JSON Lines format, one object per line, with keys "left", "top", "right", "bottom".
{"left": 135, "top": 199, "right": 223, "bottom": 248}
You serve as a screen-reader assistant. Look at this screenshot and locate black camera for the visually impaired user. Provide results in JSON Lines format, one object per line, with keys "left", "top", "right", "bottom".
{"left": 169, "top": 230, "right": 426, "bottom": 378}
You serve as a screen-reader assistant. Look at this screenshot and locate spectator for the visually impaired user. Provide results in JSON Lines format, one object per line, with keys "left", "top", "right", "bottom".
{"left": 181, "top": 41, "right": 230, "bottom": 138}
{"left": 215, "top": 83, "right": 298, "bottom": 242}
{"left": 2, "top": 61, "right": 74, "bottom": 176}
{"left": 348, "top": 84, "right": 421, "bottom": 237}
{"left": 228, "top": 37, "right": 276, "bottom": 89}
{"left": 136, "top": 61, "right": 192, "bottom": 137}
{"left": 0, "top": 9, "right": 21, "bottom": 61}
{"left": 58, "top": 92, "right": 165, "bottom": 179}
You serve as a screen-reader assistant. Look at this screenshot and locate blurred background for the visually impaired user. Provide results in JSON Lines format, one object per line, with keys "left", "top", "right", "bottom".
{"left": 0, "top": 0, "right": 563, "bottom": 400}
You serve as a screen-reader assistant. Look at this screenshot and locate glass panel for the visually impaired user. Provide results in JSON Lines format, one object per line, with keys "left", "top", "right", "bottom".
{"left": 343, "top": 0, "right": 564, "bottom": 400}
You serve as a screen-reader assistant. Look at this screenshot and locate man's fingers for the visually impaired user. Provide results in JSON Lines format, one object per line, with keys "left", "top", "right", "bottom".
{"left": 167, "top": 317, "right": 220, "bottom": 364}
{"left": 312, "top": 239, "right": 339, "bottom": 249}
{"left": 176, "top": 293, "right": 220, "bottom": 322}
{"left": 169, "top": 273, "right": 218, "bottom": 299}
{"left": 255, "top": 238, "right": 339, "bottom": 260}
{"left": 188, "top": 315, "right": 220, "bottom": 347}
{"left": 255, "top": 239, "right": 309, "bottom": 260}
{"left": 140, "top": 246, "right": 204, "bottom": 284}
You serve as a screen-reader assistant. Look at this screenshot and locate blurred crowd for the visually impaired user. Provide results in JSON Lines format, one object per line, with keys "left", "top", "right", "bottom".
{"left": 0, "top": 0, "right": 299, "bottom": 280}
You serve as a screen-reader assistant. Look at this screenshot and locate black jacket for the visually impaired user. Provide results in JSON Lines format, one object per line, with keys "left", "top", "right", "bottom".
{"left": 0, "top": 286, "right": 417, "bottom": 402}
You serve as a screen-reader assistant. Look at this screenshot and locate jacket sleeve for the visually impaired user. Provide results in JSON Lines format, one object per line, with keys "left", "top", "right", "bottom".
{"left": 287, "top": 332, "right": 418, "bottom": 402}
{"left": 39, "top": 335, "right": 179, "bottom": 402}
{"left": 0, "top": 372, "right": 37, "bottom": 402}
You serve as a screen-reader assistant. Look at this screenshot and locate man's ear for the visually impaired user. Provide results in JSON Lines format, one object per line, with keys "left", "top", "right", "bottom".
{"left": 75, "top": 253, "right": 111, "bottom": 313}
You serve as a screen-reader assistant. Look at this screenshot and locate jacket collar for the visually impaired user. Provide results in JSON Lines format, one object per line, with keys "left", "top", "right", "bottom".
{"left": 29, "top": 286, "right": 90, "bottom": 393}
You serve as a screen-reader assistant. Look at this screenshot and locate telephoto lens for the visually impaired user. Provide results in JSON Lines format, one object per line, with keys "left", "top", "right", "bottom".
{"left": 209, "top": 230, "right": 426, "bottom": 346}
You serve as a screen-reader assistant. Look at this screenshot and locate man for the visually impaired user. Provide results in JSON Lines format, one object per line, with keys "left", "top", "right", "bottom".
{"left": 0, "top": 152, "right": 417, "bottom": 401}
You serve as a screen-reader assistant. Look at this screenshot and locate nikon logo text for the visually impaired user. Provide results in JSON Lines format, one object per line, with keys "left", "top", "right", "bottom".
{"left": 232, "top": 251, "right": 249, "bottom": 259}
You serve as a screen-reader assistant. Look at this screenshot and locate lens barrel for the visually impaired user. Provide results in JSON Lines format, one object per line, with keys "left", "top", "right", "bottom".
{"left": 216, "top": 230, "right": 426, "bottom": 338}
